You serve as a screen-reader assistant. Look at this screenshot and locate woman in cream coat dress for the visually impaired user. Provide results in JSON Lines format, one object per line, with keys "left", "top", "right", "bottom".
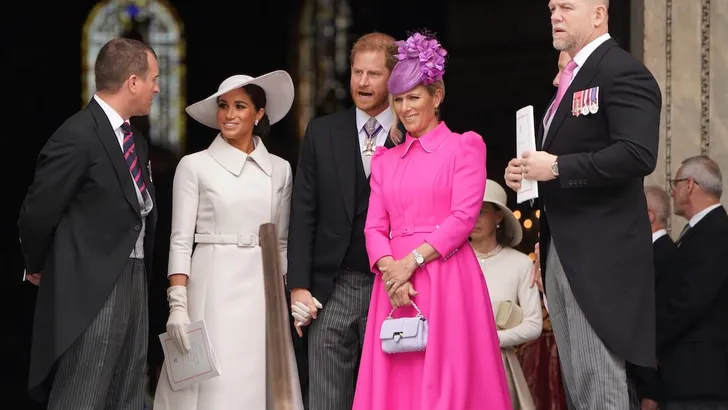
{"left": 154, "top": 72, "right": 303, "bottom": 409}
{"left": 470, "top": 179, "right": 543, "bottom": 410}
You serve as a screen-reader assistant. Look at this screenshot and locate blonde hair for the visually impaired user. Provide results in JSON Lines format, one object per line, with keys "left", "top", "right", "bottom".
{"left": 350, "top": 32, "right": 398, "bottom": 72}
{"left": 388, "top": 80, "right": 446, "bottom": 144}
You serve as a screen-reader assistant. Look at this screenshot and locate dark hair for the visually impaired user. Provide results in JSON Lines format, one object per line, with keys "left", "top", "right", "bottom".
{"left": 484, "top": 203, "right": 513, "bottom": 247}
{"left": 241, "top": 84, "right": 272, "bottom": 139}
{"left": 95, "top": 38, "right": 156, "bottom": 92}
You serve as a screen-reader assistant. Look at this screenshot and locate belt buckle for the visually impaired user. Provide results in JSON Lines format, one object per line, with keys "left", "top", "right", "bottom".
{"left": 237, "top": 233, "right": 256, "bottom": 247}
{"left": 399, "top": 226, "right": 413, "bottom": 237}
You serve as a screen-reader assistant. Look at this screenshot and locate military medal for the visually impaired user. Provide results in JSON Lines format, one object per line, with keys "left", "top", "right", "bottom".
{"left": 572, "top": 90, "right": 584, "bottom": 117}
{"left": 580, "top": 89, "right": 590, "bottom": 116}
{"left": 362, "top": 123, "right": 383, "bottom": 156}
{"left": 363, "top": 138, "right": 376, "bottom": 156}
{"left": 589, "top": 86, "right": 599, "bottom": 114}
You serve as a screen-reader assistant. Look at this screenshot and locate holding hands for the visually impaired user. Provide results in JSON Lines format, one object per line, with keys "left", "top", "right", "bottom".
{"left": 290, "top": 288, "right": 323, "bottom": 337}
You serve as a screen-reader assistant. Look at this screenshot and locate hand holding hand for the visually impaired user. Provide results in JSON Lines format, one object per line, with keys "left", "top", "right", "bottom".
{"left": 389, "top": 281, "right": 418, "bottom": 308}
{"left": 166, "top": 285, "right": 192, "bottom": 353}
{"left": 520, "top": 151, "right": 558, "bottom": 182}
{"left": 382, "top": 256, "right": 417, "bottom": 297}
{"left": 290, "top": 288, "right": 322, "bottom": 337}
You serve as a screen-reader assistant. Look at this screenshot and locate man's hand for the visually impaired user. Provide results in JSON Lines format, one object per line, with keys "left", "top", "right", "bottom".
{"left": 504, "top": 158, "right": 524, "bottom": 192}
{"left": 290, "top": 288, "right": 322, "bottom": 337}
{"left": 530, "top": 242, "right": 543, "bottom": 292}
{"left": 389, "top": 281, "right": 418, "bottom": 308}
{"left": 27, "top": 272, "right": 42, "bottom": 286}
{"left": 640, "top": 398, "right": 658, "bottom": 410}
{"left": 521, "top": 151, "right": 558, "bottom": 182}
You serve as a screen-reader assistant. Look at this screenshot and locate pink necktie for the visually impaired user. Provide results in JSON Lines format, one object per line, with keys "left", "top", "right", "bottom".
{"left": 548, "top": 59, "right": 578, "bottom": 119}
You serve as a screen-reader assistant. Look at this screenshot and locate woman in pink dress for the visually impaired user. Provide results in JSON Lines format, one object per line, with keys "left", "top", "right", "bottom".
{"left": 353, "top": 32, "right": 512, "bottom": 410}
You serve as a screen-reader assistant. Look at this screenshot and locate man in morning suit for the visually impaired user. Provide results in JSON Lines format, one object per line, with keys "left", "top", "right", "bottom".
{"left": 632, "top": 185, "right": 677, "bottom": 409}
{"left": 18, "top": 38, "right": 159, "bottom": 409}
{"left": 504, "top": 0, "right": 661, "bottom": 408}
{"left": 287, "top": 32, "right": 397, "bottom": 410}
{"left": 657, "top": 156, "right": 728, "bottom": 410}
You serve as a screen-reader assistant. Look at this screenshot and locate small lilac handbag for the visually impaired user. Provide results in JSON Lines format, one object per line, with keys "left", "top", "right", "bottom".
{"left": 379, "top": 302, "right": 428, "bottom": 354}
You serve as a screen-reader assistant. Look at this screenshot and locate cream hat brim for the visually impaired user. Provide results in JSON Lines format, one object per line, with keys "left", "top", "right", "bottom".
{"left": 185, "top": 70, "right": 294, "bottom": 129}
{"left": 483, "top": 179, "right": 523, "bottom": 247}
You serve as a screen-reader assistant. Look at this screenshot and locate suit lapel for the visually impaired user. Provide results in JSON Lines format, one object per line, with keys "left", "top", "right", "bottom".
{"left": 331, "top": 108, "right": 358, "bottom": 222}
{"left": 88, "top": 100, "right": 141, "bottom": 215}
{"left": 543, "top": 39, "right": 617, "bottom": 152}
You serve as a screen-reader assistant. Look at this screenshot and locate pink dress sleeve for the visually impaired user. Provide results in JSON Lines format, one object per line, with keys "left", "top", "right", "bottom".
{"left": 364, "top": 147, "right": 392, "bottom": 273}
{"left": 425, "top": 131, "right": 487, "bottom": 260}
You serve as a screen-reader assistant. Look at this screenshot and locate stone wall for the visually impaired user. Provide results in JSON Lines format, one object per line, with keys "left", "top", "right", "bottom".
{"left": 636, "top": 0, "right": 727, "bottom": 232}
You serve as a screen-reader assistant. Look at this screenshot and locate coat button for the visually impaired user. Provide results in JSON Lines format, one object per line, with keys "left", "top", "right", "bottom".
{"left": 134, "top": 225, "right": 141, "bottom": 231}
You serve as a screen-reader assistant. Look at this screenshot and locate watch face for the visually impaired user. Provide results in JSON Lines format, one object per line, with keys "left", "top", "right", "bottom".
{"left": 416, "top": 255, "right": 425, "bottom": 264}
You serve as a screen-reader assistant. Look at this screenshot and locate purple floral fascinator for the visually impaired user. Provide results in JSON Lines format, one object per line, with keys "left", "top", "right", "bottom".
{"left": 388, "top": 31, "right": 448, "bottom": 95}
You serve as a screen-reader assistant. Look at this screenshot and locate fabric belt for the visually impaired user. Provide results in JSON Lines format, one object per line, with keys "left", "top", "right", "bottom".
{"left": 389, "top": 225, "right": 439, "bottom": 239}
{"left": 194, "top": 233, "right": 259, "bottom": 247}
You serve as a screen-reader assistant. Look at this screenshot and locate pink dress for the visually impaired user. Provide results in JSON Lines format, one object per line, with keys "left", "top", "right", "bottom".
{"left": 353, "top": 122, "right": 512, "bottom": 409}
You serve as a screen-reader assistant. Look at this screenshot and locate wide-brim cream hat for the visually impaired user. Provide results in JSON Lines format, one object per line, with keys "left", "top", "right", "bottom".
{"left": 185, "top": 70, "right": 294, "bottom": 129}
{"left": 483, "top": 179, "right": 523, "bottom": 247}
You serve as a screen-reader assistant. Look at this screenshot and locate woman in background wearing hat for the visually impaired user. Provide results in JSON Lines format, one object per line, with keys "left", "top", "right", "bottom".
{"left": 470, "top": 179, "right": 542, "bottom": 409}
{"left": 153, "top": 71, "right": 302, "bottom": 409}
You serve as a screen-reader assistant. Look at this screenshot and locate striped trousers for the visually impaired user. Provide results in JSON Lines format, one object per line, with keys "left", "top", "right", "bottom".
{"left": 307, "top": 270, "right": 373, "bottom": 410}
{"left": 47, "top": 258, "right": 148, "bottom": 410}
{"left": 545, "top": 241, "right": 638, "bottom": 410}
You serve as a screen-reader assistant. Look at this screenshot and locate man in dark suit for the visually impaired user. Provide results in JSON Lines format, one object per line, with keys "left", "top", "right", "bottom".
{"left": 632, "top": 185, "right": 677, "bottom": 409}
{"left": 287, "top": 32, "right": 397, "bottom": 410}
{"left": 18, "top": 38, "right": 159, "bottom": 409}
{"left": 657, "top": 155, "right": 728, "bottom": 410}
{"left": 504, "top": 0, "right": 661, "bottom": 408}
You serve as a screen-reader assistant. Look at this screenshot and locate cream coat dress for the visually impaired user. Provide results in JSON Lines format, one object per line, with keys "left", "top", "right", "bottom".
{"left": 154, "top": 135, "right": 302, "bottom": 410}
{"left": 478, "top": 247, "right": 542, "bottom": 410}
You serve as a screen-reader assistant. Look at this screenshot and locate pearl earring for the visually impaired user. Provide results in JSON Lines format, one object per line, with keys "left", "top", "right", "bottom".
{"left": 254, "top": 119, "right": 259, "bottom": 126}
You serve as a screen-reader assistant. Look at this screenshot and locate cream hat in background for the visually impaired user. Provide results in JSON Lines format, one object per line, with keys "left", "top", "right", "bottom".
{"left": 185, "top": 70, "right": 294, "bottom": 129}
{"left": 483, "top": 179, "right": 523, "bottom": 247}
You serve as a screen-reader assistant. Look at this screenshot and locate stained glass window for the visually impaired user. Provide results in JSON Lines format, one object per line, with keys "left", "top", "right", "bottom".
{"left": 82, "top": 0, "right": 186, "bottom": 153}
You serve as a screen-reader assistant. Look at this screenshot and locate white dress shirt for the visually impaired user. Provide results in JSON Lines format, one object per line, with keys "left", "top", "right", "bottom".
{"left": 94, "top": 94, "right": 153, "bottom": 258}
{"left": 355, "top": 107, "right": 394, "bottom": 177}
{"left": 543, "top": 32, "right": 612, "bottom": 134}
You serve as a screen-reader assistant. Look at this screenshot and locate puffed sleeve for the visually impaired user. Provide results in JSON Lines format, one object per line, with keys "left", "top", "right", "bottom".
{"left": 425, "top": 132, "right": 486, "bottom": 259}
{"left": 277, "top": 162, "right": 293, "bottom": 276}
{"left": 168, "top": 156, "right": 199, "bottom": 277}
{"left": 364, "top": 147, "right": 393, "bottom": 273}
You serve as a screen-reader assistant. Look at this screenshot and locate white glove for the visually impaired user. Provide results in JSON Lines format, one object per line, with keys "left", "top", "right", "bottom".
{"left": 291, "top": 297, "right": 323, "bottom": 325}
{"left": 166, "top": 285, "right": 191, "bottom": 353}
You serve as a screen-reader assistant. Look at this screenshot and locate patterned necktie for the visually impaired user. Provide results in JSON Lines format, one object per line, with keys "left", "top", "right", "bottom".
{"left": 547, "top": 59, "right": 578, "bottom": 119}
{"left": 362, "top": 117, "right": 381, "bottom": 177}
{"left": 121, "top": 122, "right": 147, "bottom": 193}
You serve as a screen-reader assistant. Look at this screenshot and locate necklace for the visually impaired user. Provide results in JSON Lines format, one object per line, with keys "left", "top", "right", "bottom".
{"left": 474, "top": 245, "right": 503, "bottom": 262}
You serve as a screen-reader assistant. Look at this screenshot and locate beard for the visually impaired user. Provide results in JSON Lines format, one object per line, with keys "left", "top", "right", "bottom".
{"left": 553, "top": 37, "right": 575, "bottom": 52}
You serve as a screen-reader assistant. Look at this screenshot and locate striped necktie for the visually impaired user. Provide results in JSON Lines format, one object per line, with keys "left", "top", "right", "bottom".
{"left": 120, "top": 122, "right": 146, "bottom": 193}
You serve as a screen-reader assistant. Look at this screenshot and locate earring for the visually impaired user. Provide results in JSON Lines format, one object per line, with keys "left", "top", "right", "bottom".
{"left": 496, "top": 223, "right": 500, "bottom": 229}
{"left": 434, "top": 106, "right": 440, "bottom": 115}
{"left": 254, "top": 119, "right": 259, "bottom": 126}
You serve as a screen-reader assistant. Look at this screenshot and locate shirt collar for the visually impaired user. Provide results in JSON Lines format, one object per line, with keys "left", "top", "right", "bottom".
{"left": 572, "top": 33, "right": 611, "bottom": 69}
{"left": 207, "top": 134, "right": 273, "bottom": 176}
{"left": 400, "top": 121, "right": 450, "bottom": 158}
{"left": 93, "top": 94, "right": 126, "bottom": 131}
{"left": 355, "top": 107, "right": 395, "bottom": 135}
{"left": 688, "top": 203, "right": 722, "bottom": 227}
{"left": 652, "top": 229, "right": 667, "bottom": 243}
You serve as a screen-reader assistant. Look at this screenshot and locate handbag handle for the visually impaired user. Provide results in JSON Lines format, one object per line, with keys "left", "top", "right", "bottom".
{"left": 387, "top": 301, "right": 424, "bottom": 319}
